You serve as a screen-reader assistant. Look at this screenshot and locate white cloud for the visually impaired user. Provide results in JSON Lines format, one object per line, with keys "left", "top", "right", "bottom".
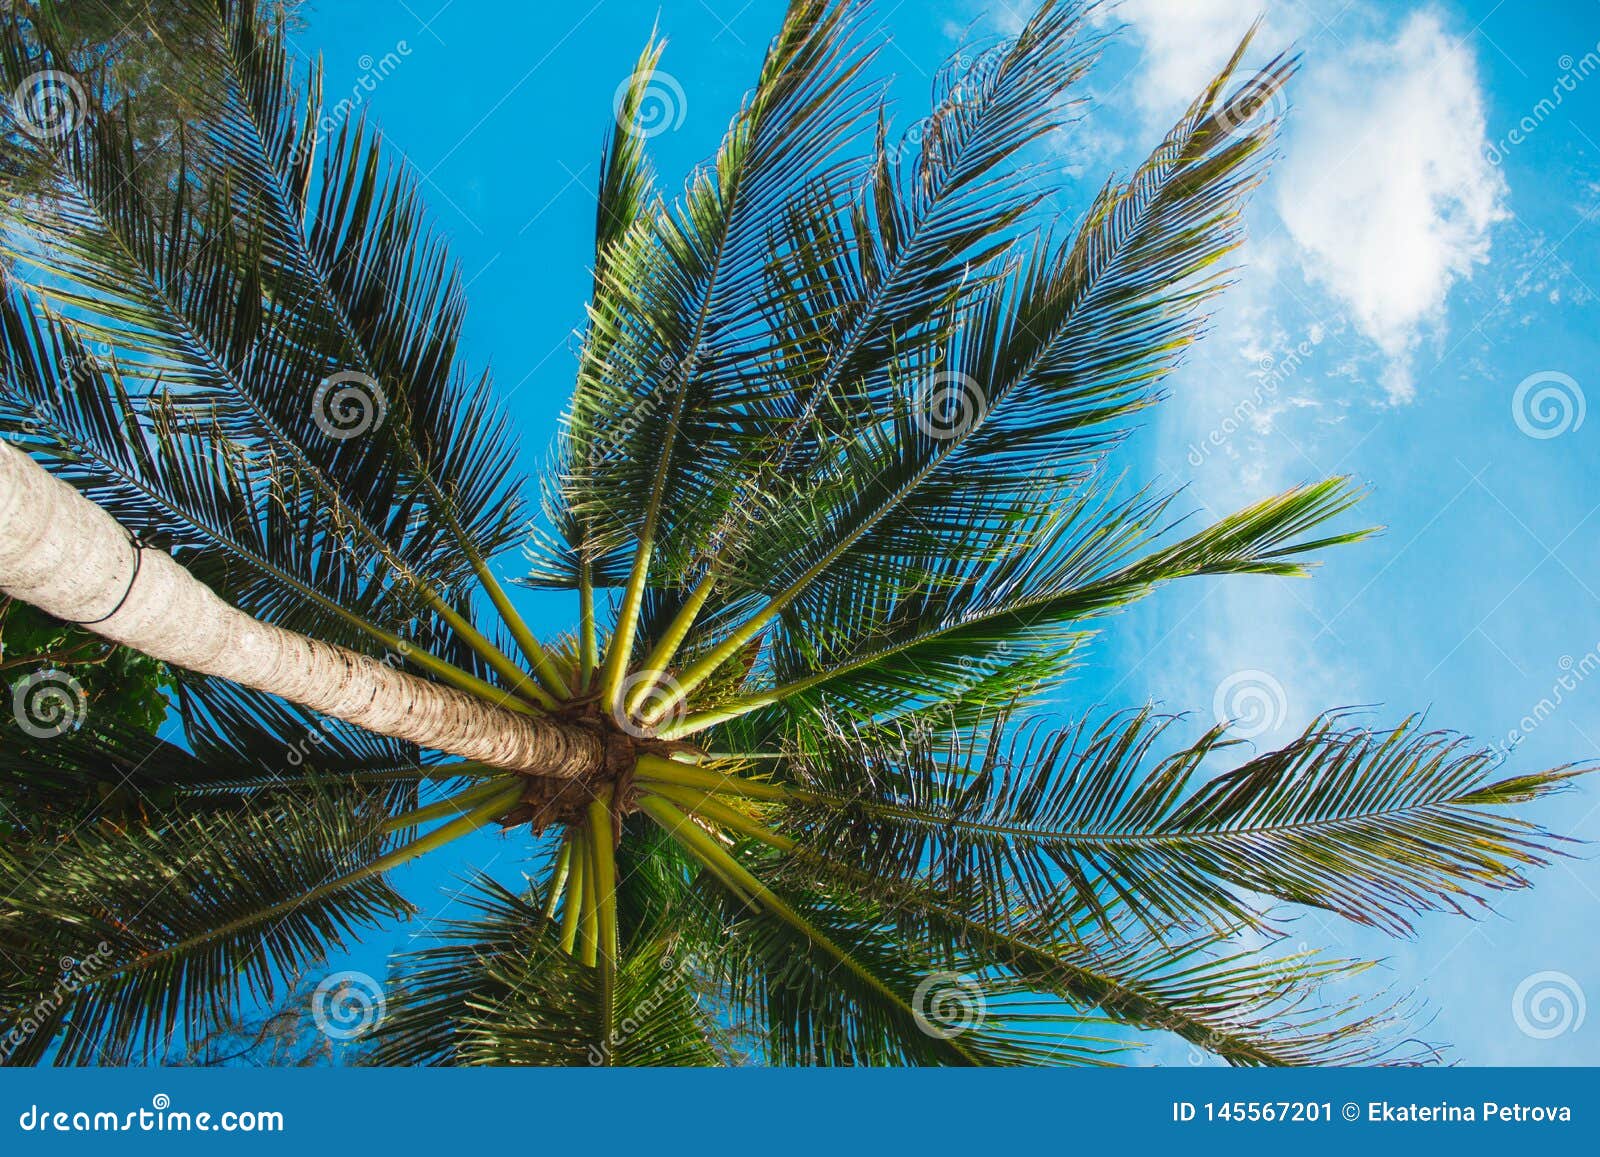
{"left": 1110, "top": 2, "right": 1508, "bottom": 405}
{"left": 1109, "top": 0, "right": 1308, "bottom": 118}
{"left": 1096, "top": 2, "right": 1511, "bottom": 753}
{"left": 1272, "top": 11, "right": 1508, "bottom": 402}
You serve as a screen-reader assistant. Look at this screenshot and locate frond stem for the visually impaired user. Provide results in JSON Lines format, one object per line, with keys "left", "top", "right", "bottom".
{"left": 457, "top": 536, "right": 572, "bottom": 699}
{"left": 543, "top": 838, "right": 573, "bottom": 921}
{"left": 587, "top": 788, "right": 619, "bottom": 1028}
{"left": 559, "top": 827, "right": 587, "bottom": 955}
{"left": 624, "top": 569, "right": 720, "bottom": 715}
{"left": 578, "top": 559, "right": 598, "bottom": 689}
{"left": 378, "top": 778, "right": 517, "bottom": 834}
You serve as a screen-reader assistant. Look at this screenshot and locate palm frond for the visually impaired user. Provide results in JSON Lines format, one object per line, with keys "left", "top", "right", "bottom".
{"left": 776, "top": 711, "right": 1582, "bottom": 936}
{"left": 369, "top": 876, "right": 727, "bottom": 1066}
{"left": 674, "top": 476, "right": 1367, "bottom": 733}
{"left": 641, "top": 38, "right": 1298, "bottom": 718}
{"left": 573, "top": 0, "right": 880, "bottom": 706}
{"left": 0, "top": 791, "right": 412, "bottom": 1065}
{"left": 639, "top": 793, "right": 1117, "bottom": 1065}
{"left": 820, "top": 864, "right": 1426, "bottom": 1065}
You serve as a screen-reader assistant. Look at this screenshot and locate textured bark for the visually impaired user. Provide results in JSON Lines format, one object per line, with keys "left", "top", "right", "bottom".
{"left": 0, "top": 442, "right": 604, "bottom": 778}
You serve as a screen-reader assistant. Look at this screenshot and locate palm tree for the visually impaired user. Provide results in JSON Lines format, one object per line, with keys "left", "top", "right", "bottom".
{"left": 0, "top": 0, "right": 1580, "bottom": 1067}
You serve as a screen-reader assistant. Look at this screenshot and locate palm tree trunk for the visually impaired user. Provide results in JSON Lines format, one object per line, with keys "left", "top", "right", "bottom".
{"left": 0, "top": 442, "right": 603, "bottom": 778}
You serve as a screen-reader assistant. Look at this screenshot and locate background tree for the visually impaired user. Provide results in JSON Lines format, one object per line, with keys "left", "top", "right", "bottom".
{"left": 0, "top": 0, "right": 303, "bottom": 198}
{"left": 0, "top": 597, "right": 170, "bottom": 737}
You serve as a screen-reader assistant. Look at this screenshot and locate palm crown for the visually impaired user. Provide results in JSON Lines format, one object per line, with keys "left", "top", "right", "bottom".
{"left": 0, "top": 0, "right": 1580, "bottom": 1067}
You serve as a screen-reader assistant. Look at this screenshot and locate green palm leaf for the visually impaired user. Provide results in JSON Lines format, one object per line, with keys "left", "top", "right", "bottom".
{"left": 369, "top": 876, "right": 728, "bottom": 1066}
{"left": 765, "top": 711, "right": 1580, "bottom": 936}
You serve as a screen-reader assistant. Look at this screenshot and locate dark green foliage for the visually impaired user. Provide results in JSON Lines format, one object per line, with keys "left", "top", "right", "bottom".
{"left": 0, "top": 597, "right": 170, "bottom": 738}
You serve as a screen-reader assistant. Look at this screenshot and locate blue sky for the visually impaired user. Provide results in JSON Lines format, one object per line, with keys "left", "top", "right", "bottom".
{"left": 286, "top": 0, "right": 1600, "bottom": 1065}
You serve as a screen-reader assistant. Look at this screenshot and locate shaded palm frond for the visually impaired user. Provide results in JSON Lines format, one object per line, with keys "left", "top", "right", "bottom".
{"left": 638, "top": 794, "right": 1118, "bottom": 1065}
{"left": 792, "top": 854, "right": 1427, "bottom": 1065}
{"left": 555, "top": 0, "right": 879, "bottom": 600}
{"left": 733, "top": 476, "right": 1367, "bottom": 729}
{"left": 621, "top": 36, "right": 1301, "bottom": 722}
{"left": 0, "top": 664, "right": 438, "bottom": 835}
{"left": 0, "top": 792, "right": 412, "bottom": 1065}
